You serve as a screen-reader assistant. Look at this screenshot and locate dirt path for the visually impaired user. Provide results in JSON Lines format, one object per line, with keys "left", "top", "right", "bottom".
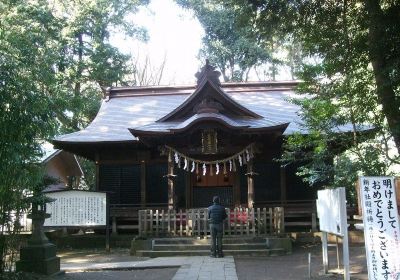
{"left": 235, "top": 244, "right": 368, "bottom": 280}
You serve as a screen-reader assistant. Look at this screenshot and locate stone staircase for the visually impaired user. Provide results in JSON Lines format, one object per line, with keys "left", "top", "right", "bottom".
{"left": 132, "top": 236, "right": 292, "bottom": 257}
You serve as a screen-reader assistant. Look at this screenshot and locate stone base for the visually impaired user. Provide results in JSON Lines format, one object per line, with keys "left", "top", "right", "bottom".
{"left": 16, "top": 243, "right": 60, "bottom": 275}
{"left": 266, "top": 237, "right": 292, "bottom": 254}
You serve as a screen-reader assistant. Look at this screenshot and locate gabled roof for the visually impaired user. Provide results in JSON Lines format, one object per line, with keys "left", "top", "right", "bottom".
{"left": 158, "top": 62, "right": 262, "bottom": 121}
{"left": 129, "top": 62, "right": 291, "bottom": 137}
{"left": 130, "top": 112, "right": 288, "bottom": 135}
{"left": 41, "top": 142, "right": 83, "bottom": 176}
{"left": 53, "top": 81, "right": 306, "bottom": 145}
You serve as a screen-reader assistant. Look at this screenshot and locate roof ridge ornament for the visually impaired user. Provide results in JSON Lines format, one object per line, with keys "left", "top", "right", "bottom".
{"left": 195, "top": 59, "right": 221, "bottom": 86}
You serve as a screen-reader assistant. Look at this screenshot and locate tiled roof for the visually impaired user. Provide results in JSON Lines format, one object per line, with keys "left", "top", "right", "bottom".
{"left": 53, "top": 82, "right": 321, "bottom": 143}
{"left": 131, "top": 112, "right": 288, "bottom": 134}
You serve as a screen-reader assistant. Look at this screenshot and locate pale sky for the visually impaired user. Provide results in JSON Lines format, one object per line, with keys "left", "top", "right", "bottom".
{"left": 113, "top": 0, "right": 204, "bottom": 85}
{"left": 112, "top": 0, "right": 293, "bottom": 85}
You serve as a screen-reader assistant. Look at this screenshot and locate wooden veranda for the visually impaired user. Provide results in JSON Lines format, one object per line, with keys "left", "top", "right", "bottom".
{"left": 109, "top": 199, "right": 322, "bottom": 235}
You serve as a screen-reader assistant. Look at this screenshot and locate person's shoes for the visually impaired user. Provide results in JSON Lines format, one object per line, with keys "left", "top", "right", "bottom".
{"left": 217, "top": 252, "right": 224, "bottom": 258}
{"left": 210, "top": 254, "right": 216, "bottom": 258}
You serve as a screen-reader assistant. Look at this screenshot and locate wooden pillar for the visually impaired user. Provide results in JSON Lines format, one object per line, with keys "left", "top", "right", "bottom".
{"left": 95, "top": 152, "right": 100, "bottom": 191}
{"left": 140, "top": 161, "right": 146, "bottom": 207}
{"left": 247, "top": 160, "right": 254, "bottom": 209}
{"left": 280, "top": 166, "right": 287, "bottom": 203}
{"left": 185, "top": 172, "right": 191, "bottom": 209}
{"left": 233, "top": 172, "right": 241, "bottom": 207}
{"left": 167, "top": 161, "right": 175, "bottom": 210}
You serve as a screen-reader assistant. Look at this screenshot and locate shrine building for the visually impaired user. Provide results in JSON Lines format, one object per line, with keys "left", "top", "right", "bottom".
{"left": 52, "top": 62, "right": 355, "bottom": 232}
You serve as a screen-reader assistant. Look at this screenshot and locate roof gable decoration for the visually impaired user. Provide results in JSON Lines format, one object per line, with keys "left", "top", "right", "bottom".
{"left": 157, "top": 60, "right": 262, "bottom": 122}
{"left": 194, "top": 59, "right": 222, "bottom": 87}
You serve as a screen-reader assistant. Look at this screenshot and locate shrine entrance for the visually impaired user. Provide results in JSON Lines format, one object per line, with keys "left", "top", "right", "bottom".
{"left": 129, "top": 62, "right": 289, "bottom": 211}
{"left": 191, "top": 169, "right": 235, "bottom": 208}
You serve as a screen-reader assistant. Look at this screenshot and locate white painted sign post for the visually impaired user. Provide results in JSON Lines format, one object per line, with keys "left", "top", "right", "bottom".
{"left": 360, "top": 177, "right": 400, "bottom": 280}
{"left": 44, "top": 190, "right": 107, "bottom": 227}
{"left": 316, "top": 187, "right": 350, "bottom": 280}
{"left": 44, "top": 190, "right": 110, "bottom": 250}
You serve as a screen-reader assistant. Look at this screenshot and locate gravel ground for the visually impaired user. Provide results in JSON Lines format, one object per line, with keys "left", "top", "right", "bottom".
{"left": 235, "top": 244, "right": 368, "bottom": 280}
{"left": 27, "top": 244, "right": 368, "bottom": 280}
{"left": 57, "top": 248, "right": 149, "bottom": 264}
{"left": 50, "top": 268, "right": 178, "bottom": 280}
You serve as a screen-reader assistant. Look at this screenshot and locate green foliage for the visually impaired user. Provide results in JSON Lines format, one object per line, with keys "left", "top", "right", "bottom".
{"left": 51, "top": 0, "right": 149, "bottom": 132}
{"left": 222, "top": 0, "right": 400, "bottom": 198}
{"left": 0, "top": 0, "right": 60, "bottom": 233}
{"left": 177, "top": 0, "right": 272, "bottom": 81}
{"left": 0, "top": 0, "right": 148, "bottom": 271}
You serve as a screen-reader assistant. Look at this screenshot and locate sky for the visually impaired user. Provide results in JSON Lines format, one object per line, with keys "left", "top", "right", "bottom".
{"left": 111, "top": 0, "right": 293, "bottom": 85}
{"left": 113, "top": 0, "right": 204, "bottom": 85}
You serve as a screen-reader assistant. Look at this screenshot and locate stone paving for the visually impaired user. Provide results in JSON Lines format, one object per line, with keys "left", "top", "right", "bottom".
{"left": 61, "top": 255, "right": 238, "bottom": 280}
{"left": 171, "top": 256, "right": 238, "bottom": 280}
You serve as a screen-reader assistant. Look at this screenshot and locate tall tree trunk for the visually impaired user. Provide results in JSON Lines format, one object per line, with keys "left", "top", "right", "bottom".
{"left": 365, "top": 0, "right": 400, "bottom": 154}
{"left": 72, "top": 33, "right": 84, "bottom": 130}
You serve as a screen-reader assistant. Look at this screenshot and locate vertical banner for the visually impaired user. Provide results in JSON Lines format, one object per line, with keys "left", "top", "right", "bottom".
{"left": 360, "top": 177, "right": 400, "bottom": 280}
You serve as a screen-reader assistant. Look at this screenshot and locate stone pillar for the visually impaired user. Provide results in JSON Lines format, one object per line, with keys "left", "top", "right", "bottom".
{"left": 16, "top": 206, "right": 60, "bottom": 275}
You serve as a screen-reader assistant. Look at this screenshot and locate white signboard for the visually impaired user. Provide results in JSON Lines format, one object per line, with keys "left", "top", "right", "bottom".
{"left": 44, "top": 190, "right": 107, "bottom": 227}
{"left": 317, "top": 187, "right": 350, "bottom": 279}
{"left": 360, "top": 177, "right": 400, "bottom": 280}
{"left": 317, "top": 188, "right": 346, "bottom": 236}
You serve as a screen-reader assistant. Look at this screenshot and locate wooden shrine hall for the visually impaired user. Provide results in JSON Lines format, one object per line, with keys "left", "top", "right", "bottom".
{"left": 53, "top": 62, "right": 354, "bottom": 234}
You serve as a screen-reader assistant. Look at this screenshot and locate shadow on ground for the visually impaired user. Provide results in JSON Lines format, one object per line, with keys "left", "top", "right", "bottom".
{"left": 235, "top": 244, "right": 368, "bottom": 280}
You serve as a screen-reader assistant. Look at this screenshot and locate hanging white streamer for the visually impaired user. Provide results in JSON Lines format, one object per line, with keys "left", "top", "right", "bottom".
{"left": 246, "top": 149, "right": 250, "bottom": 161}
{"left": 166, "top": 143, "right": 255, "bottom": 173}
{"left": 250, "top": 146, "right": 254, "bottom": 158}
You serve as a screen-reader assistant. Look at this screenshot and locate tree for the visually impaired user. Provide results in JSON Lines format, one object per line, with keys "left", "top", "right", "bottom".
{"left": 51, "top": 0, "right": 149, "bottom": 133}
{"left": 232, "top": 0, "right": 400, "bottom": 152}
{"left": 51, "top": 0, "right": 149, "bottom": 190}
{"left": 177, "top": 0, "right": 272, "bottom": 81}
{"left": 130, "top": 53, "right": 167, "bottom": 86}
{"left": 0, "top": 0, "right": 62, "bottom": 271}
{"left": 221, "top": 0, "right": 400, "bottom": 191}
{"left": 0, "top": 0, "right": 149, "bottom": 271}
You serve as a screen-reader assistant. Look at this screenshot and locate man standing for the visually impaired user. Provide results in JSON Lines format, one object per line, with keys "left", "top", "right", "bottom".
{"left": 208, "top": 196, "right": 227, "bottom": 258}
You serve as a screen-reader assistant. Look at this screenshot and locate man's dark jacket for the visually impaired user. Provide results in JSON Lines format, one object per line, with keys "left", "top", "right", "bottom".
{"left": 208, "top": 203, "right": 227, "bottom": 224}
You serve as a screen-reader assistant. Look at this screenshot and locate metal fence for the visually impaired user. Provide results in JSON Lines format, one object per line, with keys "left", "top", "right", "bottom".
{"left": 138, "top": 207, "right": 285, "bottom": 237}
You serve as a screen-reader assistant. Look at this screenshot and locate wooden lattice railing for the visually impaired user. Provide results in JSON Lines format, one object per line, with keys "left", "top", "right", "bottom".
{"left": 138, "top": 207, "right": 284, "bottom": 237}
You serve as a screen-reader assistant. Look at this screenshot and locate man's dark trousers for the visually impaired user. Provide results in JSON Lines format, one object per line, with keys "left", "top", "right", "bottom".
{"left": 208, "top": 196, "right": 227, "bottom": 257}
{"left": 210, "top": 223, "right": 223, "bottom": 257}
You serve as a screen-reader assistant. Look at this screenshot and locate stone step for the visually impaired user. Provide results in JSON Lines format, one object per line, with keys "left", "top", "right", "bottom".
{"left": 153, "top": 243, "right": 268, "bottom": 251}
{"left": 131, "top": 236, "right": 292, "bottom": 256}
{"left": 137, "top": 248, "right": 286, "bottom": 257}
{"left": 152, "top": 238, "right": 209, "bottom": 245}
{"left": 152, "top": 237, "right": 268, "bottom": 245}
